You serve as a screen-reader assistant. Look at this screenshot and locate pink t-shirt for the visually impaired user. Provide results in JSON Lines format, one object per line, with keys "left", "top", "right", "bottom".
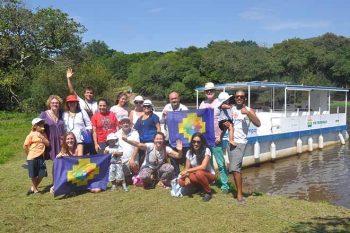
{"left": 199, "top": 98, "right": 221, "bottom": 139}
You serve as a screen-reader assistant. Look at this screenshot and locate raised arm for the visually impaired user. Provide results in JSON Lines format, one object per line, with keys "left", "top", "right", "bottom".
{"left": 167, "top": 140, "right": 183, "bottom": 159}
{"left": 242, "top": 107, "right": 261, "bottom": 127}
{"left": 122, "top": 136, "right": 147, "bottom": 151}
{"left": 66, "top": 68, "right": 77, "bottom": 95}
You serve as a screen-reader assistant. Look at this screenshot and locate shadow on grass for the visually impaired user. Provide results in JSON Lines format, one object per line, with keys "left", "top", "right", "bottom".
{"left": 285, "top": 216, "right": 350, "bottom": 233}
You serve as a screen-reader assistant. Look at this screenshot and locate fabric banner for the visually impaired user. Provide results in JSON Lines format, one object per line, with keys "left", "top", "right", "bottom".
{"left": 167, "top": 109, "right": 215, "bottom": 147}
{"left": 53, "top": 154, "right": 110, "bottom": 197}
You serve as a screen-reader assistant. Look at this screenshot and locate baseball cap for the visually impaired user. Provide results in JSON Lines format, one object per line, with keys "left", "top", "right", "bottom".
{"left": 217, "top": 92, "right": 233, "bottom": 107}
{"left": 32, "top": 118, "right": 45, "bottom": 126}
{"left": 66, "top": 95, "right": 79, "bottom": 102}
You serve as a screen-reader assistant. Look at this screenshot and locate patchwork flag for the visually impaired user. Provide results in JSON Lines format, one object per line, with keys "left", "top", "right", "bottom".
{"left": 53, "top": 154, "right": 110, "bottom": 197}
{"left": 167, "top": 109, "right": 215, "bottom": 147}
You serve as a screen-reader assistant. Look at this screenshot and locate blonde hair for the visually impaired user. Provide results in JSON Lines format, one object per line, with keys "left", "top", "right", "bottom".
{"left": 46, "top": 95, "right": 63, "bottom": 109}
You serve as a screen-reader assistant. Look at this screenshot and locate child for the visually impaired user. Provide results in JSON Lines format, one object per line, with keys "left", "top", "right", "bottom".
{"left": 23, "top": 118, "right": 50, "bottom": 195}
{"left": 104, "top": 133, "right": 128, "bottom": 192}
{"left": 217, "top": 92, "right": 235, "bottom": 147}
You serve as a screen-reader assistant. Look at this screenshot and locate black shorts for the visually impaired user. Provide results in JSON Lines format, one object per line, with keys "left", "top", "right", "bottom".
{"left": 27, "top": 157, "right": 47, "bottom": 178}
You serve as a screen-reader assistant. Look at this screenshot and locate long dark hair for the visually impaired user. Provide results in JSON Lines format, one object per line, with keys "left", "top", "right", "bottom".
{"left": 189, "top": 132, "right": 207, "bottom": 165}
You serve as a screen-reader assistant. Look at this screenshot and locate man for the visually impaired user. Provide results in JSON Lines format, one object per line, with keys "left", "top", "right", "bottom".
{"left": 161, "top": 91, "right": 188, "bottom": 175}
{"left": 229, "top": 90, "right": 261, "bottom": 203}
{"left": 115, "top": 116, "right": 140, "bottom": 178}
{"left": 199, "top": 82, "right": 230, "bottom": 193}
{"left": 66, "top": 68, "right": 98, "bottom": 118}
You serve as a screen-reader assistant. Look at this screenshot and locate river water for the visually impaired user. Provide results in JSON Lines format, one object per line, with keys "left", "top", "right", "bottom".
{"left": 242, "top": 109, "right": 350, "bottom": 208}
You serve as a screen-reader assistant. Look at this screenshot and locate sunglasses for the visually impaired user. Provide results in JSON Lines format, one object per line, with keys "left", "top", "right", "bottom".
{"left": 143, "top": 105, "right": 152, "bottom": 109}
{"left": 135, "top": 101, "right": 143, "bottom": 104}
{"left": 235, "top": 95, "right": 245, "bottom": 99}
{"left": 192, "top": 140, "right": 201, "bottom": 144}
{"left": 205, "top": 89, "right": 214, "bottom": 93}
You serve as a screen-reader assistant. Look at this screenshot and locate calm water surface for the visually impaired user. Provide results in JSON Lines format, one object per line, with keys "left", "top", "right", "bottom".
{"left": 242, "top": 143, "right": 350, "bottom": 208}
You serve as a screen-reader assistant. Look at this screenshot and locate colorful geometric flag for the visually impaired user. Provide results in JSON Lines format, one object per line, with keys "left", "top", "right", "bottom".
{"left": 53, "top": 154, "right": 110, "bottom": 197}
{"left": 166, "top": 109, "right": 215, "bottom": 147}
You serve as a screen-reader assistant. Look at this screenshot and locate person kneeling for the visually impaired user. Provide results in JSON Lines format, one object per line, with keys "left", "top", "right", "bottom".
{"left": 178, "top": 133, "right": 216, "bottom": 202}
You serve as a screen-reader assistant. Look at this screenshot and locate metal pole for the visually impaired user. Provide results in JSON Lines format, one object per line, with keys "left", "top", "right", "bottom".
{"left": 284, "top": 88, "right": 287, "bottom": 116}
{"left": 308, "top": 91, "right": 311, "bottom": 114}
{"left": 345, "top": 91, "right": 348, "bottom": 115}
{"left": 196, "top": 90, "right": 199, "bottom": 109}
{"left": 248, "top": 85, "right": 251, "bottom": 108}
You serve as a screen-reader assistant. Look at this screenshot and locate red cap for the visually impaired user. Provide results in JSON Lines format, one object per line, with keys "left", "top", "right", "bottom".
{"left": 66, "top": 95, "right": 79, "bottom": 102}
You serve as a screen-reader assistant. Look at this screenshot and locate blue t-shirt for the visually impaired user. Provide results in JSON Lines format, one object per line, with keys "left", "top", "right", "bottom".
{"left": 134, "top": 113, "right": 159, "bottom": 143}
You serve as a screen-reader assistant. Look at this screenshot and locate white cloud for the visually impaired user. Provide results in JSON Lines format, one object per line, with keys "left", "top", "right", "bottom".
{"left": 149, "top": 8, "right": 163, "bottom": 13}
{"left": 264, "top": 20, "right": 331, "bottom": 31}
{"left": 239, "top": 8, "right": 272, "bottom": 21}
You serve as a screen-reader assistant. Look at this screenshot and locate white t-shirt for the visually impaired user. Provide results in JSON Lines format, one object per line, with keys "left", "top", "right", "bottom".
{"left": 63, "top": 111, "right": 92, "bottom": 143}
{"left": 161, "top": 103, "right": 188, "bottom": 123}
{"left": 185, "top": 148, "right": 215, "bottom": 175}
{"left": 105, "top": 145, "right": 123, "bottom": 163}
{"left": 116, "top": 128, "right": 140, "bottom": 164}
{"left": 78, "top": 95, "right": 98, "bottom": 118}
{"left": 142, "top": 143, "right": 173, "bottom": 169}
{"left": 231, "top": 106, "right": 251, "bottom": 144}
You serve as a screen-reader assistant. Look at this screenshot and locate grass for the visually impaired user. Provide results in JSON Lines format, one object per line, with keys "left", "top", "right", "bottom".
{"left": 0, "top": 111, "right": 35, "bottom": 164}
{"left": 1, "top": 111, "right": 350, "bottom": 233}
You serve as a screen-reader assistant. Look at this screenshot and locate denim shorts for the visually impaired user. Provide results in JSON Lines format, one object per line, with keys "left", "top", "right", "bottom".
{"left": 27, "top": 157, "right": 47, "bottom": 178}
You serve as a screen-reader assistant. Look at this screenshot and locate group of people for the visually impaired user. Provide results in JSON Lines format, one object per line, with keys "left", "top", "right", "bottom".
{"left": 23, "top": 68, "right": 261, "bottom": 203}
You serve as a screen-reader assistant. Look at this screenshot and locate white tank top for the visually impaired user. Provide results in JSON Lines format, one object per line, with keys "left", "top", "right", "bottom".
{"left": 231, "top": 106, "right": 250, "bottom": 144}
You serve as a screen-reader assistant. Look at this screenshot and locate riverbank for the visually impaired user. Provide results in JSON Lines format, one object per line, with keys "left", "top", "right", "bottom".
{"left": 1, "top": 112, "right": 350, "bottom": 232}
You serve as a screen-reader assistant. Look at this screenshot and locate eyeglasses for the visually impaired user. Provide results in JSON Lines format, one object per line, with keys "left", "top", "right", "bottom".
{"left": 192, "top": 140, "right": 201, "bottom": 144}
{"left": 235, "top": 95, "right": 245, "bottom": 99}
{"left": 205, "top": 90, "right": 214, "bottom": 94}
{"left": 134, "top": 101, "right": 143, "bottom": 104}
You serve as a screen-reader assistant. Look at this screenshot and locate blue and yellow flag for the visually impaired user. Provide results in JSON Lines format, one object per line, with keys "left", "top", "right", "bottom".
{"left": 167, "top": 109, "right": 215, "bottom": 147}
{"left": 53, "top": 154, "right": 110, "bottom": 197}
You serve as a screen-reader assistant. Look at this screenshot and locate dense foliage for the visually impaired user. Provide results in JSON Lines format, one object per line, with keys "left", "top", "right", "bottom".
{"left": 1, "top": 0, "right": 349, "bottom": 111}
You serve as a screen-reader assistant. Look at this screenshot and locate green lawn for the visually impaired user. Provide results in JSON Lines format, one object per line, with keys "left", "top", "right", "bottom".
{"left": 0, "top": 112, "right": 349, "bottom": 233}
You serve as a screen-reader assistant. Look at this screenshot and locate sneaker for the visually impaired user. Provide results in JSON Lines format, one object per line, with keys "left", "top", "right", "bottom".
{"left": 26, "top": 188, "right": 34, "bottom": 196}
{"left": 49, "top": 186, "right": 54, "bottom": 194}
{"left": 122, "top": 183, "right": 128, "bottom": 192}
{"left": 111, "top": 185, "right": 117, "bottom": 191}
{"left": 202, "top": 193, "right": 212, "bottom": 202}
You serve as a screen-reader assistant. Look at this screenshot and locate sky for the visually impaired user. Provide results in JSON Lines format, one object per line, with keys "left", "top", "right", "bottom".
{"left": 25, "top": 0, "right": 350, "bottom": 53}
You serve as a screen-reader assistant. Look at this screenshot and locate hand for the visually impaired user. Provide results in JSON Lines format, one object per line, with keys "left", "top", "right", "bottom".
{"left": 175, "top": 139, "right": 182, "bottom": 151}
{"left": 66, "top": 68, "right": 74, "bottom": 79}
{"left": 223, "top": 121, "right": 232, "bottom": 129}
{"left": 95, "top": 144, "right": 101, "bottom": 153}
{"left": 180, "top": 170, "right": 188, "bottom": 177}
{"left": 129, "top": 159, "right": 136, "bottom": 169}
{"left": 122, "top": 135, "right": 127, "bottom": 141}
{"left": 184, "top": 177, "right": 191, "bottom": 185}
{"left": 241, "top": 106, "right": 249, "bottom": 115}
{"left": 215, "top": 137, "right": 221, "bottom": 145}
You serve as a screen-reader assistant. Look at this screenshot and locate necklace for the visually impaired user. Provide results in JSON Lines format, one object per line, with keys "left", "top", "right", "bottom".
{"left": 67, "top": 111, "right": 76, "bottom": 131}
{"left": 48, "top": 110, "right": 58, "bottom": 123}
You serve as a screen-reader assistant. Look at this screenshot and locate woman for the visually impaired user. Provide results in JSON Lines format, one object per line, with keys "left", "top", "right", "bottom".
{"left": 56, "top": 132, "right": 83, "bottom": 157}
{"left": 91, "top": 98, "right": 119, "bottom": 153}
{"left": 129, "top": 95, "right": 144, "bottom": 127}
{"left": 51, "top": 132, "right": 83, "bottom": 194}
{"left": 122, "top": 132, "right": 182, "bottom": 188}
{"left": 39, "top": 95, "right": 65, "bottom": 160}
{"left": 110, "top": 92, "right": 129, "bottom": 120}
{"left": 133, "top": 99, "right": 160, "bottom": 165}
{"left": 178, "top": 133, "right": 216, "bottom": 202}
{"left": 63, "top": 95, "right": 92, "bottom": 154}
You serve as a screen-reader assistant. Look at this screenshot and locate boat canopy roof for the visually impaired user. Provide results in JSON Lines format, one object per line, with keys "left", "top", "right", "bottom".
{"left": 195, "top": 81, "right": 349, "bottom": 92}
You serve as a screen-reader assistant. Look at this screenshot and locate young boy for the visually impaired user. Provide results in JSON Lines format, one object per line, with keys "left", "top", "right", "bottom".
{"left": 23, "top": 118, "right": 50, "bottom": 195}
{"left": 217, "top": 92, "right": 235, "bottom": 147}
{"left": 104, "top": 133, "right": 128, "bottom": 192}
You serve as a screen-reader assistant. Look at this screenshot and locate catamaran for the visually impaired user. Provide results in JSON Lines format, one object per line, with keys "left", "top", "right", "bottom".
{"left": 195, "top": 81, "right": 349, "bottom": 167}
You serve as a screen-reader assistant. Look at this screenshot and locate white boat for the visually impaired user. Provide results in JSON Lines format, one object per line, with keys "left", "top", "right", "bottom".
{"left": 195, "top": 81, "right": 349, "bottom": 167}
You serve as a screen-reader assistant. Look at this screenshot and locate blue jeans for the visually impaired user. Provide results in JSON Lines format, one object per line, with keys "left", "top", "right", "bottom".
{"left": 211, "top": 142, "right": 230, "bottom": 191}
